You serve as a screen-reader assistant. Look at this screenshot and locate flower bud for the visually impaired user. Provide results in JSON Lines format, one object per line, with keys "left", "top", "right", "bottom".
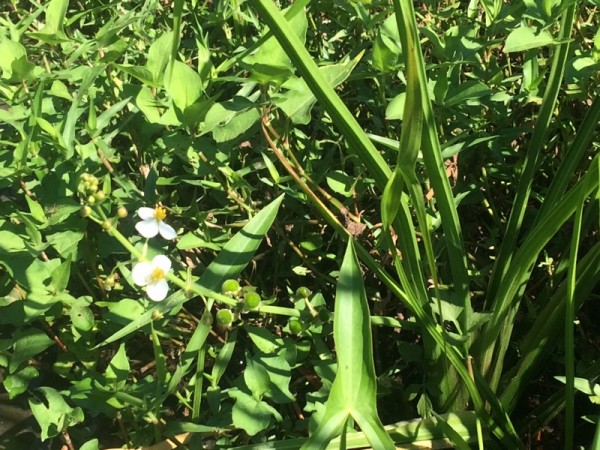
{"left": 80, "top": 205, "right": 92, "bottom": 217}
{"left": 94, "top": 190, "right": 106, "bottom": 202}
{"left": 117, "top": 206, "right": 128, "bottom": 218}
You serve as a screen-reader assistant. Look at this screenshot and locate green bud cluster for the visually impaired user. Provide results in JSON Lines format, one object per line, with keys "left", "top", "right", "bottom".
{"left": 216, "top": 280, "right": 264, "bottom": 328}
{"left": 78, "top": 173, "right": 106, "bottom": 204}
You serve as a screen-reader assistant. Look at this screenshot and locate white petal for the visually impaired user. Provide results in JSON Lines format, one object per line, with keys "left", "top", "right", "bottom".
{"left": 132, "top": 261, "right": 152, "bottom": 286}
{"left": 152, "top": 254, "right": 172, "bottom": 272}
{"left": 136, "top": 219, "right": 159, "bottom": 238}
{"left": 138, "top": 207, "right": 156, "bottom": 220}
{"left": 158, "top": 221, "right": 177, "bottom": 240}
{"left": 147, "top": 279, "right": 169, "bottom": 301}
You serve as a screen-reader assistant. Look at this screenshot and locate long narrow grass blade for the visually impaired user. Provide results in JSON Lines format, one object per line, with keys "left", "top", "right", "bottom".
{"left": 537, "top": 96, "right": 600, "bottom": 221}
{"left": 478, "top": 157, "right": 599, "bottom": 389}
{"left": 250, "top": 0, "right": 391, "bottom": 190}
{"left": 500, "top": 241, "right": 600, "bottom": 411}
{"left": 564, "top": 184, "right": 584, "bottom": 449}
{"left": 392, "top": 0, "right": 471, "bottom": 334}
{"left": 486, "top": 4, "right": 577, "bottom": 305}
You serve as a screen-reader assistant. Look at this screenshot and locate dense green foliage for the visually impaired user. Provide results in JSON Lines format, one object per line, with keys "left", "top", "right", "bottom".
{"left": 0, "top": 0, "right": 599, "bottom": 448}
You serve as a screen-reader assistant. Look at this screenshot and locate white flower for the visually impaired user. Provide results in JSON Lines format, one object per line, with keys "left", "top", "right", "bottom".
{"left": 135, "top": 206, "right": 177, "bottom": 240}
{"left": 132, "top": 255, "right": 172, "bottom": 301}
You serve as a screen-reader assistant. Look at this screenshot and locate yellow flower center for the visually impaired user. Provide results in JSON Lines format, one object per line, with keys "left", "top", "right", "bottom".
{"left": 150, "top": 267, "right": 165, "bottom": 282}
{"left": 154, "top": 207, "right": 167, "bottom": 221}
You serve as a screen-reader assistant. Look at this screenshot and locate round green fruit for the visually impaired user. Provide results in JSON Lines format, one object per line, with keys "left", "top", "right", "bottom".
{"left": 288, "top": 318, "right": 303, "bottom": 335}
{"left": 221, "top": 279, "right": 240, "bottom": 294}
{"left": 117, "top": 206, "right": 128, "bottom": 218}
{"left": 244, "top": 292, "right": 261, "bottom": 309}
{"left": 296, "top": 286, "right": 311, "bottom": 299}
{"left": 216, "top": 309, "right": 234, "bottom": 326}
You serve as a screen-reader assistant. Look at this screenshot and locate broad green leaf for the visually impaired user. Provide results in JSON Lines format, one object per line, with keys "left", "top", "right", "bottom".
{"left": 9, "top": 328, "right": 54, "bottom": 373}
{"left": 0, "top": 40, "right": 27, "bottom": 79}
{"left": 444, "top": 81, "right": 492, "bottom": 107}
{"left": 50, "top": 257, "right": 71, "bottom": 293}
{"left": 245, "top": 357, "right": 271, "bottom": 400}
{"left": 70, "top": 305, "right": 94, "bottom": 331}
{"left": 244, "top": 6, "right": 307, "bottom": 84}
{"left": 177, "top": 232, "right": 222, "bottom": 251}
{"left": 255, "top": 354, "right": 295, "bottom": 403}
{"left": 29, "top": 387, "right": 84, "bottom": 441}
{"left": 28, "top": 0, "right": 70, "bottom": 43}
{"left": 117, "top": 65, "right": 157, "bottom": 86}
{"left": 105, "top": 343, "right": 129, "bottom": 389}
{"left": 3, "top": 366, "right": 39, "bottom": 399}
{"left": 245, "top": 325, "right": 282, "bottom": 354}
{"left": 212, "top": 107, "right": 260, "bottom": 143}
{"left": 230, "top": 390, "right": 279, "bottom": 436}
{"left": 201, "top": 96, "right": 260, "bottom": 142}
{"left": 274, "top": 52, "right": 363, "bottom": 124}
{"left": 164, "top": 60, "right": 203, "bottom": 111}
{"left": 147, "top": 31, "right": 173, "bottom": 83}
{"left": 385, "top": 92, "right": 406, "bottom": 120}
{"left": 503, "top": 26, "right": 556, "bottom": 53}
{"left": 303, "top": 240, "right": 394, "bottom": 449}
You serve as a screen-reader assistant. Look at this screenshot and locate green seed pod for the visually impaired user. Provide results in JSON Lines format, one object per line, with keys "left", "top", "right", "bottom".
{"left": 101, "top": 220, "right": 112, "bottom": 231}
{"left": 296, "top": 286, "right": 311, "bottom": 299}
{"left": 221, "top": 279, "right": 240, "bottom": 294}
{"left": 244, "top": 292, "right": 261, "bottom": 310}
{"left": 288, "top": 318, "right": 303, "bottom": 335}
{"left": 216, "top": 309, "right": 234, "bottom": 326}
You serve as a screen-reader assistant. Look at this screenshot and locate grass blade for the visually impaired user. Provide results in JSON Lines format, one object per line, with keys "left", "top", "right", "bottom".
{"left": 250, "top": 0, "right": 391, "bottom": 190}
{"left": 486, "top": 4, "right": 577, "bottom": 306}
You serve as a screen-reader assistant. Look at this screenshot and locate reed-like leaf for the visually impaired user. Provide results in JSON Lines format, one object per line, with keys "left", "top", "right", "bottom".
{"left": 478, "top": 157, "right": 599, "bottom": 390}
{"left": 486, "top": 4, "right": 577, "bottom": 306}
{"left": 250, "top": 0, "right": 391, "bottom": 190}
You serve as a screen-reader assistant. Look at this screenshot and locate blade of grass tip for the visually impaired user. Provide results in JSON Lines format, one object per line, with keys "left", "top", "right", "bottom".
{"left": 486, "top": 3, "right": 577, "bottom": 305}
{"left": 392, "top": 0, "right": 471, "bottom": 334}
{"left": 564, "top": 184, "right": 585, "bottom": 449}
{"left": 250, "top": 0, "right": 392, "bottom": 190}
